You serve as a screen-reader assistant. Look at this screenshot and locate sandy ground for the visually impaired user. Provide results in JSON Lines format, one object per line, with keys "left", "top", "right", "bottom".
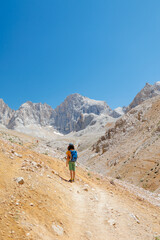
{"left": 0, "top": 130, "right": 160, "bottom": 240}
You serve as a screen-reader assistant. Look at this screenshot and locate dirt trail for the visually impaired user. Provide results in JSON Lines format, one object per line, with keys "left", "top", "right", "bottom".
{"left": 70, "top": 184, "right": 113, "bottom": 240}
{"left": 65, "top": 175, "right": 160, "bottom": 240}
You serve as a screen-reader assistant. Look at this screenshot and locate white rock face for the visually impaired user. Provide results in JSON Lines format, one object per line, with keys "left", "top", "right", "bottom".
{"left": 8, "top": 101, "right": 55, "bottom": 129}
{"left": 54, "top": 93, "right": 113, "bottom": 134}
{"left": 0, "top": 99, "right": 15, "bottom": 126}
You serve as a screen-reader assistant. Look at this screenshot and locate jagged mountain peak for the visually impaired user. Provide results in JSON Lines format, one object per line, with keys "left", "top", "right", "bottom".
{"left": 20, "top": 101, "right": 52, "bottom": 109}
{"left": 154, "top": 81, "right": 160, "bottom": 85}
{"left": 0, "top": 99, "right": 15, "bottom": 126}
{"left": 126, "top": 81, "right": 160, "bottom": 112}
{"left": 154, "top": 81, "right": 160, "bottom": 91}
{"left": 0, "top": 98, "right": 5, "bottom": 103}
{"left": 66, "top": 93, "right": 82, "bottom": 98}
{"left": 57, "top": 93, "right": 110, "bottom": 112}
{"left": 0, "top": 98, "right": 11, "bottom": 108}
{"left": 145, "top": 82, "right": 151, "bottom": 87}
{"left": 0, "top": 93, "right": 120, "bottom": 135}
{"left": 54, "top": 93, "right": 113, "bottom": 134}
{"left": 7, "top": 100, "right": 55, "bottom": 130}
{"left": 19, "top": 101, "right": 34, "bottom": 109}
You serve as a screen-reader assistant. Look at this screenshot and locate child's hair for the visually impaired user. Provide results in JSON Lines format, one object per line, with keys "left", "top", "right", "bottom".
{"left": 68, "top": 143, "right": 75, "bottom": 150}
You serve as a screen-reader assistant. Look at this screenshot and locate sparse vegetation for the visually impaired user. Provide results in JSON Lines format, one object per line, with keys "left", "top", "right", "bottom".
{"left": 142, "top": 183, "right": 148, "bottom": 189}
{"left": 116, "top": 175, "right": 121, "bottom": 180}
{"left": 43, "top": 152, "right": 48, "bottom": 155}
{"left": 155, "top": 237, "right": 160, "bottom": 240}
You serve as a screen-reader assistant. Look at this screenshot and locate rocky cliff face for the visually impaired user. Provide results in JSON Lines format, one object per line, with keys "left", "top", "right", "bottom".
{"left": 0, "top": 99, "right": 15, "bottom": 126}
{"left": 7, "top": 101, "right": 55, "bottom": 129}
{"left": 54, "top": 93, "right": 113, "bottom": 134}
{"left": 126, "top": 82, "right": 160, "bottom": 112}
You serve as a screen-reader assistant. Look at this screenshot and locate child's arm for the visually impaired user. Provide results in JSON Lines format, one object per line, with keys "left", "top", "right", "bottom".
{"left": 66, "top": 152, "right": 70, "bottom": 167}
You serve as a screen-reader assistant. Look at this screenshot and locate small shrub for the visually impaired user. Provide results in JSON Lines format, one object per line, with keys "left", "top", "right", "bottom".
{"left": 116, "top": 175, "right": 121, "bottom": 180}
{"left": 95, "top": 145, "right": 100, "bottom": 153}
{"left": 142, "top": 183, "right": 147, "bottom": 189}
{"left": 43, "top": 152, "right": 48, "bottom": 155}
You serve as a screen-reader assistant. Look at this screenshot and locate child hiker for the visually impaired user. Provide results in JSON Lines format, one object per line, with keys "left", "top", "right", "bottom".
{"left": 66, "top": 143, "right": 78, "bottom": 183}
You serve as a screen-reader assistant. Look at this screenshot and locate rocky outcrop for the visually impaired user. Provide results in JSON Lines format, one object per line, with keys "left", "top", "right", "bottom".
{"left": 126, "top": 82, "right": 160, "bottom": 112}
{"left": 0, "top": 99, "right": 15, "bottom": 126}
{"left": 75, "top": 113, "right": 98, "bottom": 132}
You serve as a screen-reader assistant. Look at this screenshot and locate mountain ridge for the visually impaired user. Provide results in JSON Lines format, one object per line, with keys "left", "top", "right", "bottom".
{"left": 0, "top": 81, "right": 160, "bottom": 135}
{"left": 0, "top": 93, "right": 116, "bottom": 135}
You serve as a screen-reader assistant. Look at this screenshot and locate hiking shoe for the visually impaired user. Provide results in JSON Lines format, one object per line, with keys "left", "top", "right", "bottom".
{"left": 68, "top": 179, "right": 73, "bottom": 183}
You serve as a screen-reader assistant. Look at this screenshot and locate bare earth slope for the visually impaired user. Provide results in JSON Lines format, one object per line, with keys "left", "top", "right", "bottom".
{"left": 0, "top": 129, "right": 160, "bottom": 240}
{"left": 82, "top": 96, "right": 160, "bottom": 192}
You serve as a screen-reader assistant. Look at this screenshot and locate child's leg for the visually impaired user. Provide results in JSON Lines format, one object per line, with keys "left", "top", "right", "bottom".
{"left": 70, "top": 170, "right": 73, "bottom": 180}
{"left": 73, "top": 170, "right": 75, "bottom": 180}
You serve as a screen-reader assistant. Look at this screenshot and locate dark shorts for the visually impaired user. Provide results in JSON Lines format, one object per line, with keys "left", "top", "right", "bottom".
{"left": 69, "top": 161, "right": 75, "bottom": 171}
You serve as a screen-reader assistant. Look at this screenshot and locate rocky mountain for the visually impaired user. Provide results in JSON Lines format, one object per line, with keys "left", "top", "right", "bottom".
{"left": 126, "top": 82, "right": 160, "bottom": 112}
{"left": 7, "top": 101, "right": 55, "bottom": 130}
{"left": 1, "top": 81, "right": 160, "bottom": 136}
{"left": 54, "top": 93, "right": 113, "bottom": 134}
{"left": 0, "top": 94, "right": 117, "bottom": 135}
{"left": 0, "top": 99, "right": 15, "bottom": 126}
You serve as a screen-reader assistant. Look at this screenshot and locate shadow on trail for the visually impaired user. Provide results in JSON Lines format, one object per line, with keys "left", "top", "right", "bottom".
{"left": 57, "top": 174, "right": 69, "bottom": 182}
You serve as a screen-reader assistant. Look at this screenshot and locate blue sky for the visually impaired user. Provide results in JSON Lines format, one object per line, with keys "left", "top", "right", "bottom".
{"left": 0, "top": 0, "right": 160, "bottom": 110}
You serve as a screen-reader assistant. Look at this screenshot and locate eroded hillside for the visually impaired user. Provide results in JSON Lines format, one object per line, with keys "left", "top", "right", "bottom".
{"left": 80, "top": 96, "right": 160, "bottom": 192}
{"left": 0, "top": 128, "right": 160, "bottom": 240}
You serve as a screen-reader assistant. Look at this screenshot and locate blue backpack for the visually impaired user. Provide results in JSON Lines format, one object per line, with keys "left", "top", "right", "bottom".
{"left": 70, "top": 150, "right": 78, "bottom": 162}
